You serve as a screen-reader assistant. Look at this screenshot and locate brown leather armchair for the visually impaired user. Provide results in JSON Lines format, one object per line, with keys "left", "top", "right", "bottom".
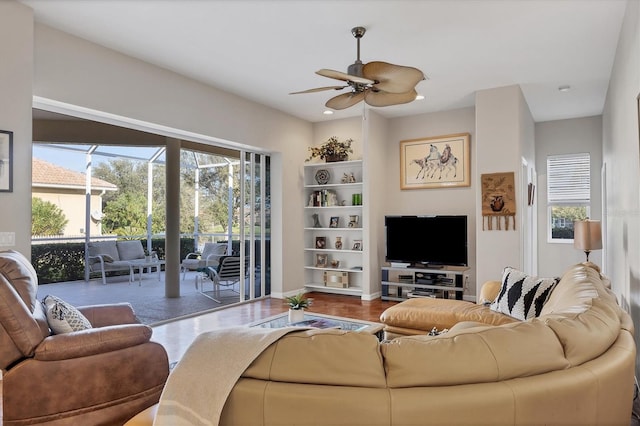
{"left": 0, "top": 250, "right": 169, "bottom": 425}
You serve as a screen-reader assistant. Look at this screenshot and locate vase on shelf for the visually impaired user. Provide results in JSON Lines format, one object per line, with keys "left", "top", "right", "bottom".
{"left": 288, "top": 308, "right": 305, "bottom": 323}
{"left": 334, "top": 236, "right": 343, "bottom": 250}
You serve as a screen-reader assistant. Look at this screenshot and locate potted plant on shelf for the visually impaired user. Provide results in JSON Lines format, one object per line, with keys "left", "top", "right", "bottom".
{"left": 306, "top": 136, "right": 353, "bottom": 163}
{"left": 285, "top": 293, "right": 313, "bottom": 323}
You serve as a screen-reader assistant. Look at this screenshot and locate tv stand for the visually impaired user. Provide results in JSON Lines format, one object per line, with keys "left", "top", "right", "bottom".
{"left": 413, "top": 263, "right": 444, "bottom": 269}
{"left": 381, "top": 265, "right": 468, "bottom": 301}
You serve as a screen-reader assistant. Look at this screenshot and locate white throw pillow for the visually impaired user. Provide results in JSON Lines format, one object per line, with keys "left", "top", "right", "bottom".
{"left": 43, "top": 295, "right": 93, "bottom": 334}
{"left": 490, "top": 267, "right": 559, "bottom": 321}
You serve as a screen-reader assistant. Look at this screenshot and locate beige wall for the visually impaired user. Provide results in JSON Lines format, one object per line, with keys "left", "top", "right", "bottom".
{"left": 535, "top": 116, "right": 603, "bottom": 277}
{"left": 29, "top": 20, "right": 312, "bottom": 296}
{"left": 32, "top": 189, "right": 105, "bottom": 236}
{"left": 385, "top": 107, "right": 477, "bottom": 298}
{"left": 602, "top": 0, "right": 640, "bottom": 370}
{"left": 0, "top": 2, "right": 32, "bottom": 256}
{"left": 475, "top": 86, "right": 532, "bottom": 289}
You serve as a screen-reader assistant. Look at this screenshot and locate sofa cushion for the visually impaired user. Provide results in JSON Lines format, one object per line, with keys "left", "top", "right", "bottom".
{"left": 479, "top": 280, "right": 502, "bottom": 304}
{"left": 243, "top": 329, "right": 387, "bottom": 388}
{"left": 382, "top": 321, "right": 569, "bottom": 387}
{"left": 490, "top": 267, "right": 559, "bottom": 320}
{"left": 43, "top": 295, "right": 93, "bottom": 334}
{"left": 117, "top": 241, "right": 146, "bottom": 261}
{"left": 0, "top": 251, "right": 51, "bottom": 369}
{"left": 542, "top": 297, "right": 622, "bottom": 366}
{"left": 380, "top": 297, "right": 517, "bottom": 333}
{"left": 540, "top": 264, "right": 600, "bottom": 316}
{"left": 88, "top": 241, "right": 120, "bottom": 262}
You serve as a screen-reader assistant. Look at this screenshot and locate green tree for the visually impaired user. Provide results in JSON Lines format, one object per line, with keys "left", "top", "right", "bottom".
{"left": 94, "top": 158, "right": 167, "bottom": 236}
{"left": 32, "top": 197, "right": 68, "bottom": 236}
{"left": 180, "top": 151, "right": 240, "bottom": 234}
{"left": 102, "top": 192, "right": 147, "bottom": 235}
{"left": 551, "top": 206, "right": 588, "bottom": 239}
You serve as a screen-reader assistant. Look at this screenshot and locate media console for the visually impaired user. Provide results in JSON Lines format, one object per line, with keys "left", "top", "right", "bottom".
{"left": 381, "top": 265, "right": 469, "bottom": 301}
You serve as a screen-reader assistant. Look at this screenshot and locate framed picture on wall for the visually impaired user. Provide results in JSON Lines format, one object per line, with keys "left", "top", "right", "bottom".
{"left": 0, "top": 130, "right": 13, "bottom": 192}
{"left": 400, "top": 133, "right": 470, "bottom": 190}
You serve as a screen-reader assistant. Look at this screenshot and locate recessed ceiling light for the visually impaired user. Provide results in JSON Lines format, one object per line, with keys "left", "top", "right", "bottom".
{"left": 415, "top": 94, "right": 425, "bottom": 100}
{"left": 558, "top": 85, "right": 571, "bottom": 92}
{"left": 323, "top": 110, "right": 334, "bottom": 115}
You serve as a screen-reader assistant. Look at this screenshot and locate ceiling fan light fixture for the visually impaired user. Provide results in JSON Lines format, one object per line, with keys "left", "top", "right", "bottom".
{"left": 323, "top": 110, "right": 334, "bottom": 115}
{"left": 415, "top": 94, "right": 425, "bottom": 100}
{"left": 291, "top": 26, "right": 425, "bottom": 110}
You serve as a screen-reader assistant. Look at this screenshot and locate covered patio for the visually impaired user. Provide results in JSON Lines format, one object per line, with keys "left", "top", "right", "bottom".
{"left": 36, "top": 269, "right": 247, "bottom": 325}
{"left": 31, "top": 115, "right": 272, "bottom": 314}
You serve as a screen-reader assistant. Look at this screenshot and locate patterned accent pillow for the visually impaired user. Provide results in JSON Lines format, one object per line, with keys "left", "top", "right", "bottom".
{"left": 490, "top": 267, "right": 559, "bottom": 321}
{"left": 43, "top": 295, "right": 93, "bottom": 334}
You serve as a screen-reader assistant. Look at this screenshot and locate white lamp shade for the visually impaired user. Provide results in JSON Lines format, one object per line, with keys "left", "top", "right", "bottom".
{"left": 574, "top": 220, "right": 602, "bottom": 251}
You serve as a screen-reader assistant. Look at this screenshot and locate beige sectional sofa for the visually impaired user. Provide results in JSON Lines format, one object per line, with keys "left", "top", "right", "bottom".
{"left": 128, "top": 263, "right": 636, "bottom": 425}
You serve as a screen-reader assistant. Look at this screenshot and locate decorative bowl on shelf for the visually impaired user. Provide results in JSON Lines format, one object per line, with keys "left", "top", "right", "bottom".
{"left": 315, "top": 169, "right": 330, "bottom": 185}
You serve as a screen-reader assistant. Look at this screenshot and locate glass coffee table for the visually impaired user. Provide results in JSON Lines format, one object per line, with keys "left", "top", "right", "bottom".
{"left": 248, "top": 312, "right": 384, "bottom": 340}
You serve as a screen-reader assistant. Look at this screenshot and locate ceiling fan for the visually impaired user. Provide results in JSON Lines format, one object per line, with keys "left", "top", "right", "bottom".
{"left": 290, "top": 26, "right": 426, "bottom": 110}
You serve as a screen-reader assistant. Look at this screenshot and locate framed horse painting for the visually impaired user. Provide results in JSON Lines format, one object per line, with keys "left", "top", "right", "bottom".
{"left": 400, "top": 133, "right": 470, "bottom": 190}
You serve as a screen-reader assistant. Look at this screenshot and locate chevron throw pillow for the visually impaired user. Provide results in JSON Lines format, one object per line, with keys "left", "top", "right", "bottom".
{"left": 43, "top": 295, "right": 93, "bottom": 334}
{"left": 490, "top": 267, "right": 559, "bottom": 321}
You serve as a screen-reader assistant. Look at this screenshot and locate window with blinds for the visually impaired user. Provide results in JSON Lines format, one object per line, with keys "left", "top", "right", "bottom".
{"left": 546, "top": 153, "right": 590, "bottom": 242}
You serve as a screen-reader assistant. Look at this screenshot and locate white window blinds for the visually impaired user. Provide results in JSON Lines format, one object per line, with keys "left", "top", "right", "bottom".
{"left": 547, "top": 153, "right": 590, "bottom": 204}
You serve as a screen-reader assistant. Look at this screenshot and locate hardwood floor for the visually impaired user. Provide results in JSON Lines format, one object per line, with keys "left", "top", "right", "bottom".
{"left": 152, "top": 292, "right": 397, "bottom": 364}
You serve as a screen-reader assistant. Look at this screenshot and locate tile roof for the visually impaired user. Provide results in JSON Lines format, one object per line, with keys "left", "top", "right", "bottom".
{"left": 32, "top": 158, "right": 117, "bottom": 190}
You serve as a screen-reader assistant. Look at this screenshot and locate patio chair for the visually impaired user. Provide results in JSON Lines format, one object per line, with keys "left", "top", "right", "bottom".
{"left": 198, "top": 256, "right": 245, "bottom": 303}
{"left": 0, "top": 250, "right": 169, "bottom": 425}
{"left": 180, "top": 242, "right": 227, "bottom": 280}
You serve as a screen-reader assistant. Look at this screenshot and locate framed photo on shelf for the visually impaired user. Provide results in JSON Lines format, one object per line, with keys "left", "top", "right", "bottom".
{"left": 315, "top": 253, "right": 328, "bottom": 267}
{"left": 0, "top": 130, "right": 13, "bottom": 192}
{"left": 352, "top": 240, "right": 362, "bottom": 251}
{"left": 329, "top": 216, "right": 340, "bottom": 228}
{"left": 315, "top": 236, "right": 326, "bottom": 249}
{"left": 400, "top": 133, "right": 470, "bottom": 190}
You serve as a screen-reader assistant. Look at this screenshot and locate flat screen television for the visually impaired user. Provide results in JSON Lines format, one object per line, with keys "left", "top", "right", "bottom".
{"left": 385, "top": 215, "right": 468, "bottom": 267}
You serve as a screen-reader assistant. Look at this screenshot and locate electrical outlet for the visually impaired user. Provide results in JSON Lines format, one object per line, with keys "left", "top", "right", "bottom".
{"left": 0, "top": 232, "right": 15, "bottom": 246}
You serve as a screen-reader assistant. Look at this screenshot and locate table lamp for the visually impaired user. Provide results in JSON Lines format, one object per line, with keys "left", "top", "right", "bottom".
{"left": 573, "top": 219, "right": 602, "bottom": 262}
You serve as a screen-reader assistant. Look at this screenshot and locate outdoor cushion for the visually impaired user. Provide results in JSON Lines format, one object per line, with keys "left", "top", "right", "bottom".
{"left": 88, "top": 241, "right": 120, "bottom": 262}
{"left": 117, "top": 241, "right": 146, "bottom": 261}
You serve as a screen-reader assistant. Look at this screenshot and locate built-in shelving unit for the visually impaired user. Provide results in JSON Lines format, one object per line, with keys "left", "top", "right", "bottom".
{"left": 303, "top": 160, "right": 364, "bottom": 296}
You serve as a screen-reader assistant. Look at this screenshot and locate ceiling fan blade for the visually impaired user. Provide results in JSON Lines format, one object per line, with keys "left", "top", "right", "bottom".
{"left": 365, "top": 89, "right": 418, "bottom": 107}
{"left": 316, "top": 69, "right": 374, "bottom": 85}
{"left": 289, "top": 86, "right": 347, "bottom": 95}
{"left": 325, "top": 91, "right": 366, "bottom": 110}
{"left": 363, "top": 61, "right": 425, "bottom": 94}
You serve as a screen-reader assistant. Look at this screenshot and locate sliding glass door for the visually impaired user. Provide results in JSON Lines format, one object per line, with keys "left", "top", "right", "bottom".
{"left": 180, "top": 145, "right": 270, "bottom": 303}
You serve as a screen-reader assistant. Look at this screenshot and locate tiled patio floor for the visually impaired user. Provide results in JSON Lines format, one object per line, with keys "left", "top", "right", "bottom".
{"left": 36, "top": 270, "right": 245, "bottom": 325}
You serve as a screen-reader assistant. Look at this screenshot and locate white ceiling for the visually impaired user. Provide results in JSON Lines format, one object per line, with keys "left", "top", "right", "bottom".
{"left": 21, "top": 0, "right": 627, "bottom": 124}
